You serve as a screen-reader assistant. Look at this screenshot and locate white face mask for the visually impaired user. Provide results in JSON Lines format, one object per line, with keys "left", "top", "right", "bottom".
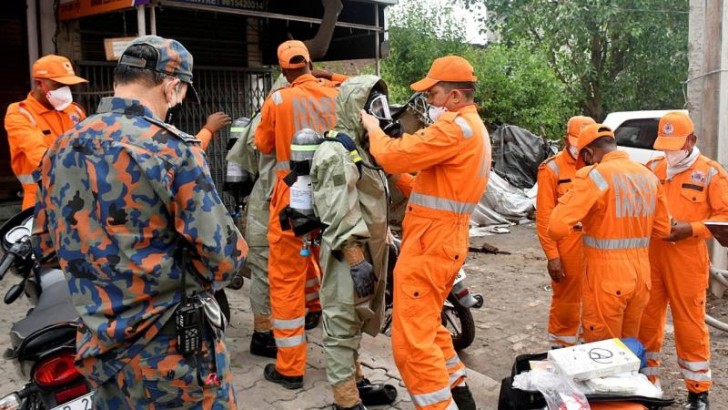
{"left": 46, "top": 86, "right": 73, "bottom": 111}
{"left": 427, "top": 105, "right": 447, "bottom": 123}
{"left": 664, "top": 150, "right": 689, "bottom": 167}
{"left": 568, "top": 146, "right": 579, "bottom": 159}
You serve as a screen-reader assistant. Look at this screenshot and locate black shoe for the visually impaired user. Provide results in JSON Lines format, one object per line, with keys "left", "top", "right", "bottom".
{"left": 356, "top": 378, "right": 397, "bottom": 406}
{"left": 250, "top": 331, "right": 277, "bottom": 359}
{"left": 305, "top": 311, "right": 322, "bottom": 330}
{"left": 332, "top": 403, "right": 367, "bottom": 410}
{"left": 263, "top": 363, "right": 303, "bottom": 390}
{"left": 685, "top": 392, "right": 709, "bottom": 410}
{"left": 452, "top": 385, "right": 476, "bottom": 410}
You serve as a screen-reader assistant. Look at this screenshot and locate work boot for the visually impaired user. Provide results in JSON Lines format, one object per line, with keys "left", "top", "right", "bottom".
{"left": 263, "top": 363, "right": 303, "bottom": 390}
{"left": 451, "top": 385, "right": 476, "bottom": 410}
{"left": 356, "top": 378, "right": 398, "bottom": 406}
{"left": 684, "top": 392, "right": 709, "bottom": 410}
{"left": 332, "top": 403, "right": 367, "bottom": 410}
{"left": 305, "top": 310, "right": 322, "bottom": 330}
{"left": 249, "top": 331, "right": 277, "bottom": 359}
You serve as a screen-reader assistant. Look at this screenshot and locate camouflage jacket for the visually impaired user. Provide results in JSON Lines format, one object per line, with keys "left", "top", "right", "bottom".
{"left": 32, "top": 97, "right": 247, "bottom": 386}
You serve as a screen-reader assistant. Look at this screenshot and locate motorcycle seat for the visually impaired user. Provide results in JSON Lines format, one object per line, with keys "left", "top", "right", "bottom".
{"left": 10, "top": 280, "right": 79, "bottom": 351}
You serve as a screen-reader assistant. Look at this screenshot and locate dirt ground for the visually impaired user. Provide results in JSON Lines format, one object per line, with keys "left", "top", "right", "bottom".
{"left": 459, "top": 223, "right": 728, "bottom": 408}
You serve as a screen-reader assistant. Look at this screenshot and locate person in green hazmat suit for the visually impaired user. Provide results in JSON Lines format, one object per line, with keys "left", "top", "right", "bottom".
{"left": 310, "top": 75, "right": 400, "bottom": 410}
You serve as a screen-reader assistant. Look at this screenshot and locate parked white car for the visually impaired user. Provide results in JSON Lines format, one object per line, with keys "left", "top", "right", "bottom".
{"left": 603, "top": 109, "right": 688, "bottom": 164}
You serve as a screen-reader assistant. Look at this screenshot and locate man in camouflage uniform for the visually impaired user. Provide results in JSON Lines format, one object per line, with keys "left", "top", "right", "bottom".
{"left": 32, "top": 36, "right": 247, "bottom": 409}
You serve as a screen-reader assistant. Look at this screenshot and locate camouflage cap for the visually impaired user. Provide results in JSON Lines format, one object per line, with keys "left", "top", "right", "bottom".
{"left": 118, "top": 35, "right": 200, "bottom": 103}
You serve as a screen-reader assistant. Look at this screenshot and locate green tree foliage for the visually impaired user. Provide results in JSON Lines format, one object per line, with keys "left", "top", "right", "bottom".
{"left": 382, "top": 0, "right": 573, "bottom": 138}
{"left": 480, "top": 0, "right": 689, "bottom": 121}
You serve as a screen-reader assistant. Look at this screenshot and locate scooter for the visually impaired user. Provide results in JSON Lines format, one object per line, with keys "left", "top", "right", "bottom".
{"left": 381, "top": 237, "right": 484, "bottom": 350}
{"left": 0, "top": 208, "right": 93, "bottom": 410}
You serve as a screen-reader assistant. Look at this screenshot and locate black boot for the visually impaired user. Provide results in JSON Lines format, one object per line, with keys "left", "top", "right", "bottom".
{"left": 332, "top": 403, "right": 367, "bottom": 410}
{"left": 452, "top": 385, "right": 476, "bottom": 410}
{"left": 263, "top": 363, "right": 303, "bottom": 389}
{"left": 305, "top": 310, "right": 322, "bottom": 330}
{"left": 685, "top": 392, "right": 709, "bottom": 410}
{"left": 356, "top": 378, "right": 397, "bottom": 406}
{"left": 249, "top": 331, "right": 277, "bottom": 359}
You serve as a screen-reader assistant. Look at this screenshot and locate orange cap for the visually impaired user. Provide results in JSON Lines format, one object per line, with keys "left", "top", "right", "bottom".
{"left": 32, "top": 55, "right": 87, "bottom": 85}
{"left": 410, "top": 55, "right": 477, "bottom": 92}
{"left": 277, "top": 40, "right": 311, "bottom": 69}
{"left": 566, "top": 115, "right": 596, "bottom": 147}
{"left": 654, "top": 111, "right": 694, "bottom": 151}
{"left": 575, "top": 124, "right": 615, "bottom": 169}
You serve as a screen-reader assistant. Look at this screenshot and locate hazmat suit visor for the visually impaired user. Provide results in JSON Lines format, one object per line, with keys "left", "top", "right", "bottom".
{"left": 365, "top": 92, "right": 392, "bottom": 121}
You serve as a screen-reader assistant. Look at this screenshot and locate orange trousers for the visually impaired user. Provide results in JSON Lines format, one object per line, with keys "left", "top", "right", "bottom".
{"left": 548, "top": 232, "right": 584, "bottom": 347}
{"left": 581, "top": 250, "right": 650, "bottom": 343}
{"left": 639, "top": 240, "right": 711, "bottom": 393}
{"left": 392, "top": 215, "right": 469, "bottom": 410}
{"left": 268, "top": 177, "right": 321, "bottom": 377}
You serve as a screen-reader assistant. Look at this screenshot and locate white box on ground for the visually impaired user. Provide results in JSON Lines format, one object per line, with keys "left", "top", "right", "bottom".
{"left": 547, "top": 338, "right": 640, "bottom": 381}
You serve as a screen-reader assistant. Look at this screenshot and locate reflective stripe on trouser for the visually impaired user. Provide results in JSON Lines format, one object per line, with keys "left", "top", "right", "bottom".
{"left": 392, "top": 215, "right": 469, "bottom": 410}
{"left": 548, "top": 231, "right": 584, "bottom": 347}
{"left": 306, "top": 273, "right": 321, "bottom": 313}
{"left": 445, "top": 353, "right": 467, "bottom": 387}
{"left": 581, "top": 251, "right": 650, "bottom": 343}
{"left": 639, "top": 240, "right": 711, "bottom": 393}
{"left": 269, "top": 223, "right": 318, "bottom": 377}
{"left": 318, "top": 251, "right": 364, "bottom": 389}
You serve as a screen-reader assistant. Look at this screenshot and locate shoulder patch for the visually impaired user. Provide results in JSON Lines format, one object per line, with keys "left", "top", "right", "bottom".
{"left": 143, "top": 116, "right": 200, "bottom": 144}
{"left": 272, "top": 90, "right": 284, "bottom": 106}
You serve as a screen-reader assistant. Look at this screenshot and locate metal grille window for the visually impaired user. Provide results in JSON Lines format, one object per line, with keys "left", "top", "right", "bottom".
{"left": 74, "top": 61, "right": 272, "bottom": 208}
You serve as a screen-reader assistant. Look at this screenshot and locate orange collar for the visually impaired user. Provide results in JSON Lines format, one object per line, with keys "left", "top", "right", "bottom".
{"left": 22, "top": 92, "right": 53, "bottom": 114}
{"left": 291, "top": 73, "right": 318, "bottom": 86}
{"left": 600, "top": 150, "right": 629, "bottom": 163}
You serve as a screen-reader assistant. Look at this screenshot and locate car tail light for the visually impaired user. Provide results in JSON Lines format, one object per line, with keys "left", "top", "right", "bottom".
{"left": 32, "top": 354, "right": 82, "bottom": 388}
{"left": 54, "top": 383, "right": 89, "bottom": 404}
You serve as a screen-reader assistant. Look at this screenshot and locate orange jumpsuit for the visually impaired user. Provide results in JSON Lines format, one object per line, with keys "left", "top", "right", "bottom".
{"left": 254, "top": 73, "right": 339, "bottom": 377}
{"left": 370, "top": 106, "right": 490, "bottom": 410}
{"left": 548, "top": 151, "right": 671, "bottom": 343}
{"left": 536, "top": 150, "right": 585, "bottom": 347}
{"left": 4, "top": 93, "right": 86, "bottom": 209}
{"left": 639, "top": 155, "right": 728, "bottom": 393}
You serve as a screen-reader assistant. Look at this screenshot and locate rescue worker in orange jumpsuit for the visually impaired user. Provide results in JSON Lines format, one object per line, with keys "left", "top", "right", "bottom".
{"left": 548, "top": 124, "right": 671, "bottom": 343}
{"left": 254, "top": 40, "right": 347, "bottom": 389}
{"left": 536, "top": 116, "right": 595, "bottom": 348}
{"left": 361, "top": 55, "right": 491, "bottom": 410}
{"left": 4, "top": 55, "right": 87, "bottom": 209}
{"left": 638, "top": 112, "right": 728, "bottom": 410}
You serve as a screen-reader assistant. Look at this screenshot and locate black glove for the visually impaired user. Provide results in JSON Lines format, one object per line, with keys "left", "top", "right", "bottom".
{"left": 350, "top": 259, "right": 376, "bottom": 298}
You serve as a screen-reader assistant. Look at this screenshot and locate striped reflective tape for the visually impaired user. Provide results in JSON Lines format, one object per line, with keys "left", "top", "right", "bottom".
{"left": 275, "top": 334, "right": 305, "bottom": 348}
{"left": 411, "top": 385, "right": 452, "bottom": 407}
{"left": 17, "top": 174, "right": 35, "bottom": 185}
{"left": 582, "top": 236, "right": 649, "bottom": 250}
{"left": 273, "top": 316, "right": 305, "bottom": 330}
{"left": 409, "top": 192, "right": 476, "bottom": 215}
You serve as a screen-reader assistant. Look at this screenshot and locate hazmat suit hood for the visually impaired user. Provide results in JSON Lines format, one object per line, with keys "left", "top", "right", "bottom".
{"left": 332, "top": 75, "right": 388, "bottom": 148}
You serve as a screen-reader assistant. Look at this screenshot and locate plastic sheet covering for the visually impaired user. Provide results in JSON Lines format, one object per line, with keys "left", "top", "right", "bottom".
{"left": 492, "top": 124, "right": 552, "bottom": 189}
{"left": 471, "top": 171, "right": 537, "bottom": 226}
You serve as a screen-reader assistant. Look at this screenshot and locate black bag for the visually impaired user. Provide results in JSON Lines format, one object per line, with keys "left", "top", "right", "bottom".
{"left": 491, "top": 125, "right": 550, "bottom": 189}
{"left": 497, "top": 352, "right": 676, "bottom": 410}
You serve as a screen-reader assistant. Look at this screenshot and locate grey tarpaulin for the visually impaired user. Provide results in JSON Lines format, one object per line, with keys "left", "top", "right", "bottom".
{"left": 471, "top": 171, "right": 537, "bottom": 226}
{"left": 491, "top": 124, "right": 551, "bottom": 189}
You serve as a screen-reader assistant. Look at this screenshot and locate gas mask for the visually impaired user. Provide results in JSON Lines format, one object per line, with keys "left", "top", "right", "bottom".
{"left": 364, "top": 90, "right": 403, "bottom": 140}
{"left": 165, "top": 83, "right": 183, "bottom": 125}
{"left": 664, "top": 149, "right": 690, "bottom": 167}
{"left": 45, "top": 85, "right": 73, "bottom": 111}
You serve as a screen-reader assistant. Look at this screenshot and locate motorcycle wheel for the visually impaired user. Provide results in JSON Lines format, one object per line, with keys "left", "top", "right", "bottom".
{"left": 442, "top": 294, "right": 476, "bottom": 351}
{"left": 214, "top": 289, "right": 231, "bottom": 323}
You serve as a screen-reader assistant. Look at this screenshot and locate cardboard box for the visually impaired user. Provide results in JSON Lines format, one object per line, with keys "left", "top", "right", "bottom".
{"left": 547, "top": 338, "right": 641, "bottom": 381}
